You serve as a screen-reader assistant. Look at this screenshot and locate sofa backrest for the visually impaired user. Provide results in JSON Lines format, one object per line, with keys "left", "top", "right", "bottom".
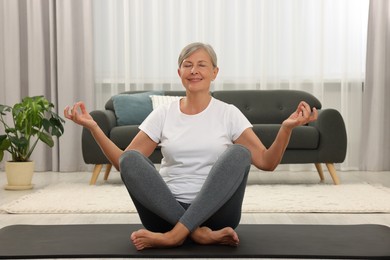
{"left": 105, "top": 89, "right": 321, "bottom": 125}
{"left": 212, "top": 90, "right": 322, "bottom": 124}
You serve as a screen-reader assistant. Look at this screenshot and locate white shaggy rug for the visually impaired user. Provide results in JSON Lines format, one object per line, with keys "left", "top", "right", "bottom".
{"left": 1, "top": 182, "right": 390, "bottom": 214}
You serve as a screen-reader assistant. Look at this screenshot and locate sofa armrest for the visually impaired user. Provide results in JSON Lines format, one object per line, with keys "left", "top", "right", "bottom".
{"left": 82, "top": 110, "right": 117, "bottom": 164}
{"left": 310, "top": 109, "right": 347, "bottom": 163}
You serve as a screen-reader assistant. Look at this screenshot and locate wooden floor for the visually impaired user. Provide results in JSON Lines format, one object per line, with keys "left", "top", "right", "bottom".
{"left": 1, "top": 168, "right": 390, "bottom": 260}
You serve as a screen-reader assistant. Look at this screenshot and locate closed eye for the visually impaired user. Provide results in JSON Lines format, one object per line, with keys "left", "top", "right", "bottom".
{"left": 182, "top": 62, "right": 193, "bottom": 68}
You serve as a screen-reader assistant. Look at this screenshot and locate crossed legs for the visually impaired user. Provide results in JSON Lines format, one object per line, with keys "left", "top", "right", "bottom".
{"left": 119, "top": 144, "right": 251, "bottom": 250}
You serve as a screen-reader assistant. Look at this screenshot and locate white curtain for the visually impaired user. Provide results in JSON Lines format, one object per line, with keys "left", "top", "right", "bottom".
{"left": 0, "top": 0, "right": 94, "bottom": 172}
{"left": 360, "top": 0, "right": 390, "bottom": 171}
{"left": 94, "top": 0, "right": 368, "bottom": 171}
{"left": 56, "top": 0, "right": 95, "bottom": 171}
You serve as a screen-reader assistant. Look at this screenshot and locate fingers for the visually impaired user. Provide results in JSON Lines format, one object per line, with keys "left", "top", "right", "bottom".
{"left": 63, "top": 102, "right": 86, "bottom": 121}
{"left": 71, "top": 102, "right": 84, "bottom": 121}
{"left": 63, "top": 106, "right": 72, "bottom": 120}
{"left": 297, "top": 101, "right": 318, "bottom": 124}
{"left": 311, "top": 107, "right": 318, "bottom": 121}
{"left": 79, "top": 102, "right": 88, "bottom": 114}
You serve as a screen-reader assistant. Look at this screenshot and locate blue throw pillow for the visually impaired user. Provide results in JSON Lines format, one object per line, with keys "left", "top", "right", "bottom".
{"left": 112, "top": 91, "right": 163, "bottom": 126}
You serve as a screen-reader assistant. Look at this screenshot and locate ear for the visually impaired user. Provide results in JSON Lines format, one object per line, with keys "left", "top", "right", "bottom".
{"left": 178, "top": 68, "right": 182, "bottom": 77}
{"left": 211, "top": 67, "right": 219, "bottom": 81}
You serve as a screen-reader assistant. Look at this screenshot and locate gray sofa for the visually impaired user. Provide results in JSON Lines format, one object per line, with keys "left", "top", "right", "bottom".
{"left": 82, "top": 90, "right": 347, "bottom": 185}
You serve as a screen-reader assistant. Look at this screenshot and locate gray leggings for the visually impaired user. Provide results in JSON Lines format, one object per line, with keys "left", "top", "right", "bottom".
{"left": 119, "top": 144, "right": 251, "bottom": 232}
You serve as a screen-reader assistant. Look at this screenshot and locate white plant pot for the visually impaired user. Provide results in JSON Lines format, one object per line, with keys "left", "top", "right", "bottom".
{"left": 5, "top": 161, "right": 35, "bottom": 190}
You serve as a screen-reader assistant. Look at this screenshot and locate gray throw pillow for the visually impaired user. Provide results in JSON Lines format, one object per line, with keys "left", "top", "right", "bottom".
{"left": 112, "top": 91, "right": 163, "bottom": 126}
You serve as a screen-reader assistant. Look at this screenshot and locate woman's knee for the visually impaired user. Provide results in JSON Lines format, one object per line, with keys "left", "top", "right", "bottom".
{"left": 227, "top": 144, "right": 251, "bottom": 165}
{"left": 120, "top": 150, "right": 153, "bottom": 168}
{"left": 119, "top": 150, "right": 153, "bottom": 181}
{"left": 120, "top": 150, "right": 140, "bottom": 170}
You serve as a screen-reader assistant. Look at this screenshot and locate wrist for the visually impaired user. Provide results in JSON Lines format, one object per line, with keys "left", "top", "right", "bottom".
{"left": 88, "top": 122, "right": 99, "bottom": 132}
{"left": 280, "top": 124, "right": 293, "bottom": 134}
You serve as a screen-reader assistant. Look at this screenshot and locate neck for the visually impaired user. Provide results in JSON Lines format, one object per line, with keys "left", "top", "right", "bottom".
{"left": 181, "top": 92, "right": 212, "bottom": 115}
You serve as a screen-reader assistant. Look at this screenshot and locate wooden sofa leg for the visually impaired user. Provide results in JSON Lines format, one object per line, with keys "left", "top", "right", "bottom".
{"left": 325, "top": 163, "right": 341, "bottom": 185}
{"left": 314, "top": 163, "right": 325, "bottom": 182}
{"left": 90, "top": 164, "right": 103, "bottom": 185}
{"left": 103, "top": 164, "right": 112, "bottom": 181}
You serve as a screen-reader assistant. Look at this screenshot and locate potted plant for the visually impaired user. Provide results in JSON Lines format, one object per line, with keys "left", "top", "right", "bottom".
{"left": 0, "top": 96, "right": 65, "bottom": 190}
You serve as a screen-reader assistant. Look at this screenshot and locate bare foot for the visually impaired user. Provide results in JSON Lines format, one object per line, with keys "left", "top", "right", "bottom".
{"left": 191, "top": 226, "right": 239, "bottom": 246}
{"left": 130, "top": 223, "right": 190, "bottom": 250}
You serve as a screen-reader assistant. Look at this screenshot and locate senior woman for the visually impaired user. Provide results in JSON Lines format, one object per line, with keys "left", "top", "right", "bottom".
{"left": 64, "top": 42, "right": 317, "bottom": 250}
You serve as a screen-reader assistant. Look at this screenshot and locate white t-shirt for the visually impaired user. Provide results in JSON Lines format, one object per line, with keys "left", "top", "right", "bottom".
{"left": 139, "top": 97, "right": 252, "bottom": 203}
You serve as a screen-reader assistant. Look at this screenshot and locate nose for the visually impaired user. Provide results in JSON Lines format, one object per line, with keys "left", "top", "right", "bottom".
{"left": 190, "top": 66, "right": 198, "bottom": 74}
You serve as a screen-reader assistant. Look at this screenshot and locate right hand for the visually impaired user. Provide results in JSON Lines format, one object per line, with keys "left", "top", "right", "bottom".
{"left": 64, "top": 102, "right": 98, "bottom": 130}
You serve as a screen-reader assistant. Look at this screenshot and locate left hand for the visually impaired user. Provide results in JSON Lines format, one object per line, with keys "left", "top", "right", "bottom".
{"left": 282, "top": 101, "right": 318, "bottom": 129}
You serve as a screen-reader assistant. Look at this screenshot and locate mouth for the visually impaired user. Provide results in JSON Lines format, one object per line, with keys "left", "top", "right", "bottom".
{"left": 188, "top": 77, "right": 203, "bottom": 82}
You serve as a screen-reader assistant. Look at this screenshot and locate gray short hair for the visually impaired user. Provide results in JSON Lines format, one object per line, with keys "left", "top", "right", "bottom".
{"left": 178, "top": 42, "right": 218, "bottom": 68}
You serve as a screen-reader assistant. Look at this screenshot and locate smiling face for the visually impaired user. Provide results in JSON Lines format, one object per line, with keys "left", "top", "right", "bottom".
{"left": 178, "top": 48, "right": 219, "bottom": 94}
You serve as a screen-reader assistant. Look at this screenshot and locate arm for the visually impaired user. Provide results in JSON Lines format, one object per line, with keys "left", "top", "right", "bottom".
{"left": 64, "top": 102, "right": 157, "bottom": 170}
{"left": 81, "top": 109, "right": 117, "bottom": 165}
{"left": 235, "top": 101, "right": 317, "bottom": 171}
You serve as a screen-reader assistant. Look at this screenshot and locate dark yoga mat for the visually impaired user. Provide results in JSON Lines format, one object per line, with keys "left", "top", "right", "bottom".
{"left": 0, "top": 224, "right": 390, "bottom": 259}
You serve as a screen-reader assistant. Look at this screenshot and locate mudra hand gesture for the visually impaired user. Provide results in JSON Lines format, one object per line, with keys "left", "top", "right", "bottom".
{"left": 64, "top": 102, "right": 97, "bottom": 130}
{"left": 283, "top": 101, "right": 318, "bottom": 129}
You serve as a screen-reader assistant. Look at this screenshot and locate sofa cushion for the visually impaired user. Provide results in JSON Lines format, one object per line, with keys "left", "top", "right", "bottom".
{"left": 252, "top": 124, "right": 319, "bottom": 149}
{"left": 112, "top": 91, "right": 163, "bottom": 126}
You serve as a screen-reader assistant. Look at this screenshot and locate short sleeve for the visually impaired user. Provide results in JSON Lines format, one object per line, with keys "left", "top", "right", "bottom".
{"left": 139, "top": 104, "right": 169, "bottom": 143}
{"left": 227, "top": 105, "right": 253, "bottom": 141}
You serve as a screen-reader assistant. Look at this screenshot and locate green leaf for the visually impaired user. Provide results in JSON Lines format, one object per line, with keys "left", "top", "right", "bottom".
{"left": 38, "top": 132, "right": 54, "bottom": 147}
{"left": 42, "top": 118, "right": 51, "bottom": 132}
{"left": 0, "top": 135, "right": 7, "bottom": 143}
{"left": 50, "top": 117, "right": 65, "bottom": 137}
{"left": 9, "top": 135, "right": 28, "bottom": 150}
{"left": 0, "top": 105, "right": 12, "bottom": 115}
{"left": 0, "top": 135, "right": 11, "bottom": 150}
